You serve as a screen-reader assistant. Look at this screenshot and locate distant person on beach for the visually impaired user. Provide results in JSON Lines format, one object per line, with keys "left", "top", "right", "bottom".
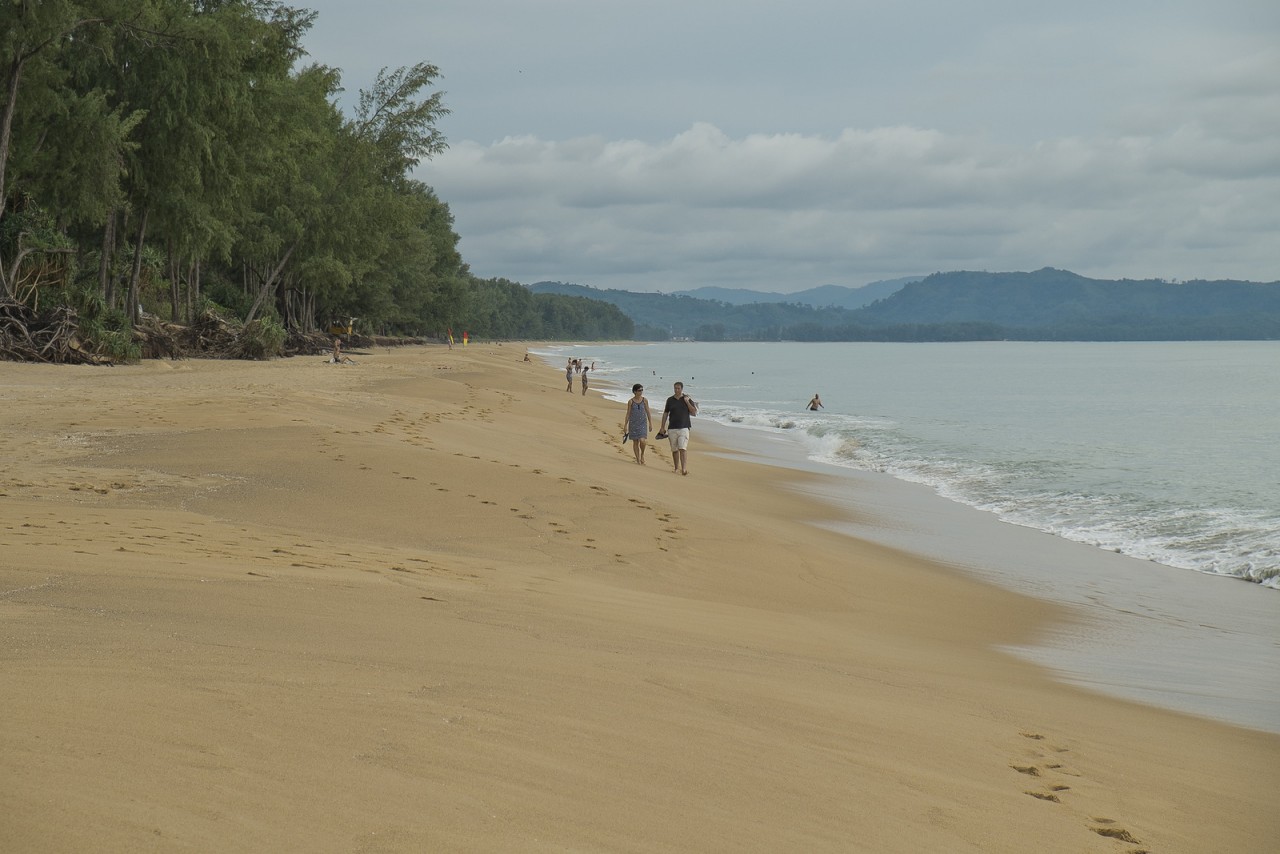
{"left": 566, "top": 360, "right": 574, "bottom": 392}
{"left": 807, "top": 393, "right": 823, "bottom": 411}
{"left": 658, "top": 381, "right": 698, "bottom": 475}
{"left": 330, "top": 338, "right": 354, "bottom": 364}
{"left": 580, "top": 365, "right": 590, "bottom": 395}
{"left": 622, "top": 383, "right": 653, "bottom": 464}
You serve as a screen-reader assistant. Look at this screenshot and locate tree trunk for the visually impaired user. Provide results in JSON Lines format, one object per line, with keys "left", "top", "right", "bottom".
{"left": 0, "top": 56, "right": 21, "bottom": 199}
{"left": 99, "top": 208, "right": 116, "bottom": 305}
{"left": 168, "top": 245, "right": 180, "bottom": 323}
{"left": 244, "top": 239, "right": 298, "bottom": 325}
{"left": 304, "top": 288, "right": 316, "bottom": 332}
{"left": 186, "top": 258, "right": 198, "bottom": 322}
{"left": 125, "top": 207, "right": 149, "bottom": 329}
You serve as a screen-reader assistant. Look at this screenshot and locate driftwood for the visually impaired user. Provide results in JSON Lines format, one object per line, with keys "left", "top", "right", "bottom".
{"left": 2, "top": 299, "right": 427, "bottom": 364}
{"left": 285, "top": 328, "right": 335, "bottom": 356}
{"left": 0, "top": 299, "right": 108, "bottom": 364}
{"left": 139, "top": 314, "right": 395, "bottom": 359}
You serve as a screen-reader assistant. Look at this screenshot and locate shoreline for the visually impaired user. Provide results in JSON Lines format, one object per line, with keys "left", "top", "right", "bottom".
{"left": 3, "top": 346, "right": 1277, "bottom": 852}
{"left": 704, "top": 415, "right": 1280, "bottom": 735}
{"left": 573, "top": 344, "right": 1280, "bottom": 734}
{"left": 561, "top": 340, "right": 1280, "bottom": 591}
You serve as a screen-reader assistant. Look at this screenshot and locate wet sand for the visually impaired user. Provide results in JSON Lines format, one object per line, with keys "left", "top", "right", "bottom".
{"left": 2, "top": 346, "right": 1277, "bottom": 852}
{"left": 694, "top": 419, "right": 1280, "bottom": 734}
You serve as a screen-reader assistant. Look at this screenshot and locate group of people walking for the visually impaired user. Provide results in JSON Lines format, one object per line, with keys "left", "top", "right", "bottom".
{"left": 565, "top": 359, "right": 593, "bottom": 395}
{"left": 563, "top": 358, "right": 819, "bottom": 477}
{"left": 622, "top": 381, "right": 697, "bottom": 475}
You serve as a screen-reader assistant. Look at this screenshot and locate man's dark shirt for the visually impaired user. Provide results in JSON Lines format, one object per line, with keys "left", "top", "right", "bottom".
{"left": 664, "top": 395, "right": 694, "bottom": 430}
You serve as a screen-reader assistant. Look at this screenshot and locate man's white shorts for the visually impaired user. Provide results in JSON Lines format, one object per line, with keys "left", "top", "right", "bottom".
{"left": 667, "top": 427, "right": 690, "bottom": 450}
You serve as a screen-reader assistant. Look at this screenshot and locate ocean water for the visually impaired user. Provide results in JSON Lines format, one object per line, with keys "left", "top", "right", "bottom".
{"left": 540, "top": 341, "right": 1280, "bottom": 732}
{"left": 552, "top": 341, "right": 1280, "bottom": 589}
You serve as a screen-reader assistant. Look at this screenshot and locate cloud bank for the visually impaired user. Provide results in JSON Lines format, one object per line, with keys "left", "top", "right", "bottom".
{"left": 424, "top": 73, "right": 1280, "bottom": 291}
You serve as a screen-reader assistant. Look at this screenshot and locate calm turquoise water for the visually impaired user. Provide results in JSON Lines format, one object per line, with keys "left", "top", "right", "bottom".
{"left": 549, "top": 341, "right": 1280, "bottom": 589}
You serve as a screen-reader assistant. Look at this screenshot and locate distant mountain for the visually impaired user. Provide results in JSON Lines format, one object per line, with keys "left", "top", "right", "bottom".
{"left": 528, "top": 281, "right": 834, "bottom": 340}
{"left": 667, "top": 286, "right": 786, "bottom": 305}
{"left": 673, "top": 276, "right": 921, "bottom": 309}
{"left": 530, "top": 269, "right": 1280, "bottom": 341}
{"left": 854, "top": 268, "right": 1280, "bottom": 338}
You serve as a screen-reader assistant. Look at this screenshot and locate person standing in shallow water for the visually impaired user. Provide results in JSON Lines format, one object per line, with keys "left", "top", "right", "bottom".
{"left": 622, "top": 383, "right": 652, "bottom": 464}
{"left": 807, "top": 393, "right": 823, "bottom": 411}
{"left": 658, "top": 381, "right": 697, "bottom": 475}
{"left": 581, "top": 365, "right": 590, "bottom": 395}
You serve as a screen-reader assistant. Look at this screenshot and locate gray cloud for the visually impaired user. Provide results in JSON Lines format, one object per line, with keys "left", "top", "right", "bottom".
{"left": 423, "top": 106, "right": 1279, "bottom": 290}
{"left": 302, "top": 0, "right": 1280, "bottom": 291}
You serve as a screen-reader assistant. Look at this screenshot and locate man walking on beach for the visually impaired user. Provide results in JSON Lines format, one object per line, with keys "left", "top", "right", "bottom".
{"left": 658, "top": 381, "right": 698, "bottom": 475}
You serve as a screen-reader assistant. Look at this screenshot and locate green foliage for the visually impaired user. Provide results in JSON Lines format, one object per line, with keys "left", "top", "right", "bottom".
{"left": 0, "top": 1, "right": 491, "bottom": 349}
{"left": 0, "top": 199, "right": 76, "bottom": 303}
{"left": 236, "top": 316, "right": 286, "bottom": 360}
{"left": 455, "top": 278, "right": 634, "bottom": 340}
{"left": 93, "top": 328, "right": 143, "bottom": 363}
{"left": 199, "top": 276, "right": 254, "bottom": 319}
{"left": 56, "top": 280, "right": 140, "bottom": 362}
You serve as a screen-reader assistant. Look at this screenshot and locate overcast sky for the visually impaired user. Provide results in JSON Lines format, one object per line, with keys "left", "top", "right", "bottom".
{"left": 298, "top": 1, "right": 1279, "bottom": 292}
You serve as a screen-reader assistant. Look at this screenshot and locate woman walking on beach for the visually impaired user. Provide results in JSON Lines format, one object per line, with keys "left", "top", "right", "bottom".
{"left": 622, "top": 383, "right": 652, "bottom": 464}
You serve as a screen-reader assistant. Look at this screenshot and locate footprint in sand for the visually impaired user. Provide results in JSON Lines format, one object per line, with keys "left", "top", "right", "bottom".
{"left": 1024, "top": 791, "right": 1060, "bottom": 802}
{"left": 1090, "top": 825, "right": 1143, "bottom": 845}
{"left": 1013, "top": 731, "right": 1149, "bottom": 849}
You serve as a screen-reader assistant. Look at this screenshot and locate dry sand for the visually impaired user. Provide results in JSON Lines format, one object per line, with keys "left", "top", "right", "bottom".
{"left": 2, "top": 345, "right": 1276, "bottom": 853}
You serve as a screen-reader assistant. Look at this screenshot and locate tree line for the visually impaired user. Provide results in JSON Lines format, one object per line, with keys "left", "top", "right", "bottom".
{"left": 1, "top": 1, "right": 629, "bottom": 361}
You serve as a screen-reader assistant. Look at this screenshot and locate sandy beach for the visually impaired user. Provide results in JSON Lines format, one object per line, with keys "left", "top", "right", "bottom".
{"left": 2, "top": 345, "right": 1276, "bottom": 853}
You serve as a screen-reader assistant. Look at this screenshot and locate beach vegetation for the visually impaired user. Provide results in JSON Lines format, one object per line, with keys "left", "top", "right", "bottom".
{"left": 1, "top": 1, "right": 626, "bottom": 363}
{"left": 235, "top": 315, "right": 287, "bottom": 360}
{"left": 454, "top": 276, "right": 634, "bottom": 340}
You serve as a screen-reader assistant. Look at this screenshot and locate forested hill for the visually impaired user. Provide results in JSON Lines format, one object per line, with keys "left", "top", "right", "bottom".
{"left": 532, "top": 269, "right": 1280, "bottom": 341}
{"left": 854, "top": 269, "right": 1280, "bottom": 339}
{"left": 672, "top": 276, "right": 921, "bottom": 308}
{"left": 529, "top": 281, "right": 837, "bottom": 340}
